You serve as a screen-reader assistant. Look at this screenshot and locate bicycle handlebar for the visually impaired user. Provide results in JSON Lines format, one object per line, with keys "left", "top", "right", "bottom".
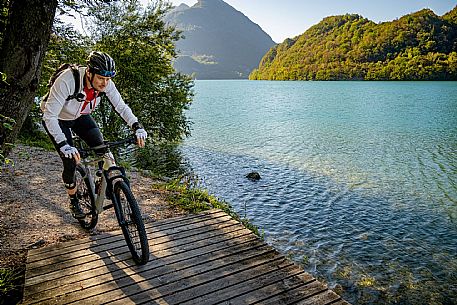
{"left": 77, "top": 136, "right": 137, "bottom": 159}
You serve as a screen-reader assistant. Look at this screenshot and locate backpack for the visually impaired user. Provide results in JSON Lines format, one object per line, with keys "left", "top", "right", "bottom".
{"left": 41, "top": 64, "right": 83, "bottom": 103}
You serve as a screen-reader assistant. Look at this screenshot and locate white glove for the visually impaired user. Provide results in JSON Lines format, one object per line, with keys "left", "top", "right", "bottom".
{"left": 135, "top": 128, "right": 147, "bottom": 148}
{"left": 60, "top": 144, "right": 79, "bottom": 158}
{"left": 135, "top": 128, "right": 148, "bottom": 141}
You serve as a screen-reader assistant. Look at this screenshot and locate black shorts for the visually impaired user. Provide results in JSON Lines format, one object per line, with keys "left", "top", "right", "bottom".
{"left": 43, "top": 115, "right": 104, "bottom": 188}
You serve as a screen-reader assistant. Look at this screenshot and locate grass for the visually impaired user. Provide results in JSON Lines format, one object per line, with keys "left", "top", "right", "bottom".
{"left": 18, "top": 131, "right": 54, "bottom": 151}
{"left": 0, "top": 268, "right": 23, "bottom": 304}
{"left": 152, "top": 175, "right": 262, "bottom": 237}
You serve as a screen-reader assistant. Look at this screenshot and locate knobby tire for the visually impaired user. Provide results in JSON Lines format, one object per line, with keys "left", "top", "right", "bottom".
{"left": 75, "top": 165, "right": 98, "bottom": 229}
{"left": 113, "top": 181, "right": 149, "bottom": 265}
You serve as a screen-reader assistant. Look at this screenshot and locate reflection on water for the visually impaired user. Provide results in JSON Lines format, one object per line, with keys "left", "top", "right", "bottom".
{"left": 180, "top": 80, "right": 457, "bottom": 304}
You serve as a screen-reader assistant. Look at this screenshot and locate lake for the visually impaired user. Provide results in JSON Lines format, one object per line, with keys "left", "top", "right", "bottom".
{"left": 180, "top": 80, "right": 457, "bottom": 304}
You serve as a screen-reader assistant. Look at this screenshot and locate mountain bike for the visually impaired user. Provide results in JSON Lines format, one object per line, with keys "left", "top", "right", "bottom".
{"left": 73, "top": 135, "right": 149, "bottom": 265}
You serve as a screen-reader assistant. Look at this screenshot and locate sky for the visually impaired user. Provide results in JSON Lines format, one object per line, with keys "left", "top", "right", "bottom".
{"left": 150, "top": 0, "right": 457, "bottom": 43}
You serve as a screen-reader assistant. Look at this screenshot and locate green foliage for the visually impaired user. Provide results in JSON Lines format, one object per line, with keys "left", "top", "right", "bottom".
{"left": 250, "top": 7, "right": 457, "bottom": 81}
{"left": 0, "top": 268, "right": 22, "bottom": 303}
{"left": 159, "top": 175, "right": 219, "bottom": 213}
{"left": 0, "top": 72, "right": 7, "bottom": 85}
{"left": 443, "top": 6, "right": 457, "bottom": 25}
{"left": 56, "top": 0, "right": 118, "bottom": 16}
{"left": 0, "top": 113, "right": 15, "bottom": 169}
{"left": 133, "top": 142, "right": 188, "bottom": 178}
{"left": 87, "top": 0, "right": 193, "bottom": 142}
{"left": 155, "top": 175, "right": 261, "bottom": 236}
{"left": 38, "top": 21, "right": 91, "bottom": 97}
{"left": 18, "top": 129, "right": 54, "bottom": 151}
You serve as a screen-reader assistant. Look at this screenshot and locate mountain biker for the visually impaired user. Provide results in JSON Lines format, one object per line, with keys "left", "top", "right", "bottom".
{"left": 41, "top": 51, "right": 147, "bottom": 219}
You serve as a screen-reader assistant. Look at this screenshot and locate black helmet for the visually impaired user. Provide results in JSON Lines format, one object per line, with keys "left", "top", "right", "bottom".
{"left": 86, "top": 51, "right": 116, "bottom": 77}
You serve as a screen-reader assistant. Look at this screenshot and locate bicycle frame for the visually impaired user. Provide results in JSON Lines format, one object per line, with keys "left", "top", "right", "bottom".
{"left": 75, "top": 136, "right": 135, "bottom": 214}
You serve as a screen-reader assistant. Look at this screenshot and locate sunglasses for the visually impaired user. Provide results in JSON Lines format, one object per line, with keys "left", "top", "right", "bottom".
{"left": 98, "top": 70, "right": 116, "bottom": 77}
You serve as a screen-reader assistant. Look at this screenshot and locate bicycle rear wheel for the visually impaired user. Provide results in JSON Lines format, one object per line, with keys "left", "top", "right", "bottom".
{"left": 75, "top": 165, "right": 98, "bottom": 229}
{"left": 113, "top": 181, "right": 149, "bottom": 265}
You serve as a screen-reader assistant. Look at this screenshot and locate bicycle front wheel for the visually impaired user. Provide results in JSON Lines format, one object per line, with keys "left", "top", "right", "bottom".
{"left": 75, "top": 165, "right": 98, "bottom": 229}
{"left": 113, "top": 181, "right": 149, "bottom": 265}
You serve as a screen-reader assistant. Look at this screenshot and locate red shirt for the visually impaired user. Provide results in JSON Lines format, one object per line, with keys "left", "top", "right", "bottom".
{"left": 80, "top": 86, "right": 98, "bottom": 114}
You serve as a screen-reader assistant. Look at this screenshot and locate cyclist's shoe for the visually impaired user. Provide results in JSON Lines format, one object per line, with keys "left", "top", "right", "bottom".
{"left": 70, "top": 198, "right": 85, "bottom": 219}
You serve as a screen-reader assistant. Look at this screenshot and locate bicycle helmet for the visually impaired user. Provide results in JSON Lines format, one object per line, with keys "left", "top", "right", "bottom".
{"left": 86, "top": 51, "right": 116, "bottom": 77}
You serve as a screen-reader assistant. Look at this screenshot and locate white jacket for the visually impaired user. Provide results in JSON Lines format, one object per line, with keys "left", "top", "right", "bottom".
{"left": 41, "top": 66, "right": 138, "bottom": 144}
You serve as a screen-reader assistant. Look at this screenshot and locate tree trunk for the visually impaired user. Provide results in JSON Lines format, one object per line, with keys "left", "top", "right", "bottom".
{"left": 0, "top": 0, "right": 57, "bottom": 155}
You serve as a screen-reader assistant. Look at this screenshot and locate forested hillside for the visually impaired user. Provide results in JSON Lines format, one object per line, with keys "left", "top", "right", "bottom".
{"left": 250, "top": 7, "right": 457, "bottom": 80}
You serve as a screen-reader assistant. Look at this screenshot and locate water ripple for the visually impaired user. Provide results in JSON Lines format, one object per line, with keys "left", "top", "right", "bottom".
{"left": 182, "top": 80, "right": 457, "bottom": 304}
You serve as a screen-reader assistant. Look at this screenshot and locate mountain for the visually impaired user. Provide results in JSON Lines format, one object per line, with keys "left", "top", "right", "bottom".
{"left": 165, "top": 0, "right": 275, "bottom": 79}
{"left": 250, "top": 6, "right": 457, "bottom": 81}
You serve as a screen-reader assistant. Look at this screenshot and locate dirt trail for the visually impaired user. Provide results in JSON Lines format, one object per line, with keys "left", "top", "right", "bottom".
{"left": 0, "top": 145, "right": 185, "bottom": 269}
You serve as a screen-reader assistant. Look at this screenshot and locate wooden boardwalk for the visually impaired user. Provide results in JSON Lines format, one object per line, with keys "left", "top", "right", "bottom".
{"left": 22, "top": 209, "right": 349, "bottom": 305}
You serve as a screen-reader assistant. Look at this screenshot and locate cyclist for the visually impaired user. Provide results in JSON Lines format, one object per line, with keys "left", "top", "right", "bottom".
{"left": 41, "top": 51, "right": 147, "bottom": 219}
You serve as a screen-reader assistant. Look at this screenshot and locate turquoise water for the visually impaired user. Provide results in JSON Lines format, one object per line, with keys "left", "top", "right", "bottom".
{"left": 181, "top": 80, "right": 457, "bottom": 304}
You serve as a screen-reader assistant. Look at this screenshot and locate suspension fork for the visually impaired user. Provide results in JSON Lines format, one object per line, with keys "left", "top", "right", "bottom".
{"left": 104, "top": 166, "right": 131, "bottom": 225}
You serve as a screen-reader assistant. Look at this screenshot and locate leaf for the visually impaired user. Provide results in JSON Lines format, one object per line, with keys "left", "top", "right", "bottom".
{"left": 0, "top": 72, "right": 9, "bottom": 85}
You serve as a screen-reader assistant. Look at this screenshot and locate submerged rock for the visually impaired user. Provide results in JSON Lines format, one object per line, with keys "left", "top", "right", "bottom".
{"left": 246, "top": 171, "right": 261, "bottom": 181}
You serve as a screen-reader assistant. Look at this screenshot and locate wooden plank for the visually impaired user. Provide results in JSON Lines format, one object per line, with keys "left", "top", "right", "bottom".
{"left": 27, "top": 209, "right": 225, "bottom": 258}
{"left": 294, "top": 290, "right": 342, "bottom": 305}
{"left": 25, "top": 210, "right": 218, "bottom": 257}
{"left": 169, "top": 263, "right": 303, "bottom": 305}
{"left": 31, "top": 243, "right": 274, "bottom": 304}
{"left": 24, "top": 223, "right": 247, "bottom": 296}
{"left": 25, "top": 214, "right": 237, "bottom": 278}
{"left": 251, "top": 279, "right": 329, "bottom": 305}
{"left": 28, "top": 221, "right": 250, "bottom": 283}
{"left": 141, "top": 259, "right": 297, "bottom": 305}
{"left": 24, "top": 217, "right": 241, "bottom": 285}
{"left": 180, "top": 268, "right": 316, "bottom": 305}
{"left": 25, "top": 239, "right": 262, "bottom": 303}
{"left": 23, "top": 209, "right": 351, "bottom": 305}
{"left": 77, "top": 246, "right": 280, "bottom": 305}
{"left": 26, "top": 210, "right": 229, "bottom": 263}
{"left": 25, "top": 233, "right": 255, "bottom": 301}
{"left": 24, "top": 221, "right": 252, "bottom": 289}
{"left": 24, "top": 228, "right": 257, "bottom": 301}
{"left": 24, "top": 228, "right": 262, "bottom": 301}
{"left": 28, "top": 211, "right": 232, "bottom": 263}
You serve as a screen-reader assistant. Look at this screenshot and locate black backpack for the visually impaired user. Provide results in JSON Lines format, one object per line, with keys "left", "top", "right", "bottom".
{"left": 41, "top": 64, "right": 83, "bottom": 103}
